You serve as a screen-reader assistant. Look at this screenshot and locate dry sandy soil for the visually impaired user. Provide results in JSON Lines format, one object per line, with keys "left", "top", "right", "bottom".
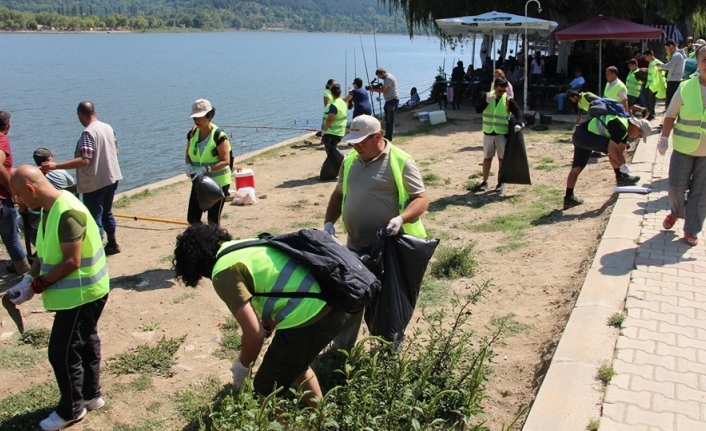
{"left": 0, "top": 105, "right": 618, "bottom": 430}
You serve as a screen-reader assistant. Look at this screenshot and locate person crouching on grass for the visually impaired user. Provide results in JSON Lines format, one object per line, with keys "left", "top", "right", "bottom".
{"left": 172, "top": 224, "right": 347, "bottom": 405}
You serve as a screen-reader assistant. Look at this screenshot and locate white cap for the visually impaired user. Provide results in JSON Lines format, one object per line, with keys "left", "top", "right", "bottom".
{"left": 628, "top": 117, "right": 652, "bottom": 143}
{"left": 342, "top": 115, "right": 381, "bottom": 144}
{"left": 190, "top": 99, "right": 212, "bottom": 118}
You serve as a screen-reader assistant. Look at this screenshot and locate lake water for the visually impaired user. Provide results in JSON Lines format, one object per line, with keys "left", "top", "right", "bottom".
{"left": 2, "top": 31, "right": 475, "bottom": 191}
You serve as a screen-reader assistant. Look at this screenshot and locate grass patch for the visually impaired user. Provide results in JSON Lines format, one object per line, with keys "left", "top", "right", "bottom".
{"left": 417, "top": 277, "right": 453, "bottom": 307}
{"left": 112, "top": 418, "right": 169, "bottom": 431}
{"left": 131, "top": 374, "right": 154, "bottom": 391}
{"left": 141, "top": 321, "right": 160, "bottom": 332}
{"left": 114, "top": 188, "right": 158, "bottom": 209}
{"left": 465, "top": 179, "right": 480, "bottom": 191}
{"left": 476, "top": 186, "right": 563, "bottom": 233}
{"left": 214, "top": 317, "right": 242, "bottom": 361}
{"left": 468, "top": 170, "right": 483, "bottom": 179}
{"left": 159, "top": 254, "right": 174, "bottom": 264}
{"left": 290, "top": 220, "right": 318, "bottom": 229}
{"left": 597, "top": 364, "right": 615, "bottom": 385}
{"left": 0, "top": 381, "right": 60, "bottom": 429}
{"left": 608, "top": 313, "right": 626, "bottom": 329}
{"left": 538, "top": 156, "right": 555, "bottom": 164}
{"left": 587, "top": 419, "right": 600, "bottom": 431}
{"left": 106, "top": 335, "right": 186, "bottom": 377}
{"left": 0, "top": 344, "right": 45, "bottom": 370}
{"left": 221, "top": 212, "right": 230, "bottom": 220}
{"left": 534, "top": 163, "right": 560, "bottom": 171}
{"left": 494, "top": 232, "right": 527, "bottom": 252}
{"left": 172, "top": 292, "right": 197, "bottom": 304}
{"left": 19, "top": 327, "right": 51, "bottom": 349}
{"left": 422, "top": 172, "right": 442, "bottom": 185}
{"left": 176, "top": 285, "right": 519, "bottom": 431}
{"left": 429, "top": 243, "right": 478, "bottom": 279}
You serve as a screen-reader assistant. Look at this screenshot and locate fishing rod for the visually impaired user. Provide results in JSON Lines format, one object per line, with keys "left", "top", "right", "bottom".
{"left": 372, "top": 28, "right": 382, "bottom": 117}
{"left": 218, "top": 125, "right": 319, "bottom": 132}
{"left": 359, "top": 32, "right": 375, "bottom": 116}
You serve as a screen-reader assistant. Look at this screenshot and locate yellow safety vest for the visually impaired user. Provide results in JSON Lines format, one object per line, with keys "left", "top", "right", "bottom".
{"left": 212, "top": 241, "right": 326, "bottom": 329}
{"left": 341, "top": 145, "right": 426, "bottom": 238}
{"left": 323, "top": 98, "right": 348, "bottom": 137}
{"left": 188, "top": 123, "right": 232, "bottom": 187}
{"left": 673, "top": 78, "right": 706, "bottom": 154}
{"left": 38, "top": 191, "right": 109, "bottom": 311}
{"left": 587, "top": 114, "right": 628, "bottom": 141}
{"left": 604, "top": 79, "right": 627, "bottom": 102}
{"left": 626, "top": 70, "right": 642, "bottom": 97}
{"left": 482, "top": 93, "right": 510, "bottom": 134}
{"left": 578, "top": 92, "right": 598, "bottom": 112}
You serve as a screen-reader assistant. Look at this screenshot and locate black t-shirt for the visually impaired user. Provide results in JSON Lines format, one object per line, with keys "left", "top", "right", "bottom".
{"left": 605, "top": 118, "right": 629, "bottom": 144}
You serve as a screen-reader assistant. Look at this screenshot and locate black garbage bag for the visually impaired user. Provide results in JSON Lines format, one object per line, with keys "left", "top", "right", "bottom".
{"left": 498, "top": 121, "right": 532, "bottom": 185}
{"left": 364, "top": 229, "right": 440, "bottom": 343}
{"left": 319, "top": 137, "right": 344, "bottom": 180}
{"left": 192, "top": 175, "right": 225, "bottom": 211}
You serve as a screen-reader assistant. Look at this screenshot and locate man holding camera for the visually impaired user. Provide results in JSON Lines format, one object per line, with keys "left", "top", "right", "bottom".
{"left": 367, "top": 68, "right": 399, "bottom": 141}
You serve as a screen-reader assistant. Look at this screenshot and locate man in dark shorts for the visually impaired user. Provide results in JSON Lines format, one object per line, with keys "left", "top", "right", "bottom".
{"left": 563, "top": 114, "right": 651, "bottom": 209}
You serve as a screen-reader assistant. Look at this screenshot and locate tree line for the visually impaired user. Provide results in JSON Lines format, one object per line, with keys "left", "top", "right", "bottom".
{"left": 0, "top": 0, "right": 406, "bottom": 33}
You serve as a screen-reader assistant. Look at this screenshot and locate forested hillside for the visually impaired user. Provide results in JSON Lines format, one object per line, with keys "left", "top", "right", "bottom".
{"left": 0, "top": 0, "right": 406, "bottom": 33}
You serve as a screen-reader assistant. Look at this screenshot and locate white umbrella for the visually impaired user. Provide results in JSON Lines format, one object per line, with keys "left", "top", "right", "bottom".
{"left": 436, "top": 10, "right": 558, "bottom": 108}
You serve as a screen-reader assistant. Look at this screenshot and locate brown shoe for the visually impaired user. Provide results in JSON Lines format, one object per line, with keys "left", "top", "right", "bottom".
{"left": 104, "top": 243, "right": 121, "bottom": 256}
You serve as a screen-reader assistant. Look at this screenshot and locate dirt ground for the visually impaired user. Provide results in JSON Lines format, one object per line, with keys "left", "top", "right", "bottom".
{"left": 0, "top": 105, "right": 617, "bottom": 430}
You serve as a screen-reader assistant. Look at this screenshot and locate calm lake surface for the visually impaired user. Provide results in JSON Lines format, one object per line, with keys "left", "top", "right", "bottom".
{"left": 2, "top": 31, "right": 474, "bottom": 191}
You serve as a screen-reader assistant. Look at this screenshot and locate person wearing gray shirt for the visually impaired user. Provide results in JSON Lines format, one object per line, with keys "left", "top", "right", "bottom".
{"left": 660, "top": 39, "right": 686, "bottom": 109}
{"left": 368, "top": 68, "right": 399, "bottom": 141}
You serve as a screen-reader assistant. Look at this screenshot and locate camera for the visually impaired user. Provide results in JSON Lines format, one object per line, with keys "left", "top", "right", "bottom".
{"left": 365, "top": 79, "right": 383, "bottom": 91}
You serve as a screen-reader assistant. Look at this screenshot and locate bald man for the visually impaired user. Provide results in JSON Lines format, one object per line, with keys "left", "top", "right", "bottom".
{"left": 7, "top": 165, "right": 109, "bottom": 431}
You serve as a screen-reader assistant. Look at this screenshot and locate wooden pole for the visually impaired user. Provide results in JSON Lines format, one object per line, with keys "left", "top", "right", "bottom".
{"left": 114, "top": 213, "right": 190, "bottom": 226}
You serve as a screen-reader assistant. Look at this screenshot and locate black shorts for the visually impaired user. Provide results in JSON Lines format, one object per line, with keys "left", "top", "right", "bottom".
{"left": 253, "top": 308, "right": 347, "bottom": 396}
{"left": 571, "top": 124, "right": 609, "bottom": 169}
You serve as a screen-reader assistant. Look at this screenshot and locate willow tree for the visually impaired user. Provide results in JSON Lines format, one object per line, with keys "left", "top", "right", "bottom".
{"left": 381, "top": 0, "right": 706, "bottom": 37}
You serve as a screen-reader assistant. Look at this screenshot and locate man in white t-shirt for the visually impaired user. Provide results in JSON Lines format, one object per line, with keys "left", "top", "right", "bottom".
{"left": 555, "top": 68, "right": 586, "bottom": 113}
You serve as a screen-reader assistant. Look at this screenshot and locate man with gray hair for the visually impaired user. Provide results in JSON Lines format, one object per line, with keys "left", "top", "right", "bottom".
{"left": 41, "top": 101, "right": 123, "bottom": 255}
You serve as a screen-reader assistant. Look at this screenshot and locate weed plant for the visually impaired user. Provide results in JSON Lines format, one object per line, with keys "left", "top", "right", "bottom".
{"left": 596, "top": 364, "right": 615, "bottom": 385}
{"left": 106, "top": 335, "right": 186, "bottom": 377}
{"left": 430, "top": 243, "right": 478, "bottom": 279}
{"left": 214, "top": 317, "right": 242, "bottom": 361}
{"left": 18, "top": 327, "right": 51, "bottom": 348}
{"left": 0, "top": 382, "right": 59, "bottom": 429}
{"left": 608, "top": 313, "right": 626, "bottom": 329}
{"left": 174, "top": 285, "right": 524, "bottom": 430}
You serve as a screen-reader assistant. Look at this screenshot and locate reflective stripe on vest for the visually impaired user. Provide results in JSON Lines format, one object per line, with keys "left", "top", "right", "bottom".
{"left": 482, "top": 93, "right": 510, "bottom": 134}
{"left": 604, "top": 79, "right": 627, "bottom": 102}
{"left": 673, "top": 78, "right": 706, "bottom": 154}
{"left": 587, "top": 115, "right": 628, "bottom": 140}
{"left": 323, "top": 98, "right": 348, "bottom": 137}
{"left": 37, "top": 191, "right": 109, "bottom": 311}
{"left": 212, "top": 241, "right": 326, "bottom": 330}
{"left": 188, "top": 123, "right": 232, "bottom": 187}
{"left": 341, "top": 144, "right": 426, "bottom": 238}
{"left": 626, "top": 70, "right": 642, "bottom": 97}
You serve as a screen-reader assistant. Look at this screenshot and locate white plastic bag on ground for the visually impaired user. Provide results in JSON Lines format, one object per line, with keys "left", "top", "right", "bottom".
{"left": 231, "top": 187, "right": 257, "bottom": 205}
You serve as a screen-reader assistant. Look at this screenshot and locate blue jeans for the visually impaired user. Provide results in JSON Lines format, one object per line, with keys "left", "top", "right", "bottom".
{"left": 82, "top": 182, "right": 118, "bottom": 242}
{"left": 555, "top": 92, "right": 568, "bottom": 111}
{"left": 0, "top": 199, "right": 26, "bottom": 261}
{"left": 383, "top": 99, "right": 398, "bottom": 141}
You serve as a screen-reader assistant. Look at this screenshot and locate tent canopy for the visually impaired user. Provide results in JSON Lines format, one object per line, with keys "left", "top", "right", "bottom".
{"left": 436, "top": 11, "right": 558, "bottom": 37}
{"left": 554, "top": 15, "right": 663, "bottom": 41}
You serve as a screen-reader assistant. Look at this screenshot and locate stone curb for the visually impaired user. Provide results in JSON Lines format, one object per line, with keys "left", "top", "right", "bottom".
{"left": 523, "top": 124, "right": 659, "bottom": 430}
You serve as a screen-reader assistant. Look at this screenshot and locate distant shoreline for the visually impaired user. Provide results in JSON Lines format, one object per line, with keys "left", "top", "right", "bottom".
{"left": 0, "top": 27, "right": 405, "bottom": 36}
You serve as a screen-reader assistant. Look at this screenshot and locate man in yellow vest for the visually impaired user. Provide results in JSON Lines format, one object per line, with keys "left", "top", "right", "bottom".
{"left": 604, "top": 66, "right": 629, "bottom": 113}
{"left": 322, "top": 114, "right": 428, "bottom": 351}
{"left": 563, "top": 115, "right": 651, "bottom": 209}
{"left": 643, "top": 49, "right": 665, "bottom": 121}
{"left": 172, "top": 224, "right": 347, "bottom": 406}
{"left": 6, "top": 165, "right": 109, "bottom": 431}
{"left": 626, "top": 59, "right": 645, "bottom": 110}
{"left": 319, "top": 84, "right": 348, "bottom": 180}
{"left": 567, "top": 90, "right": 600, "bottom": 127}
{"left": 475, "top": 78, "right": 524, "bottom": 193}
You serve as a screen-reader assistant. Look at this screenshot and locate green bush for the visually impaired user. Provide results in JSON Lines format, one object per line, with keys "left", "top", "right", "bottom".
{"left": 175, "top": 285, "right": 521, "bottom": 431}
{"left": 106, "top": 335, "right": 186, "bottom": 377}
{"left": 430, "top": 243, "right": 478, "bottom": 279}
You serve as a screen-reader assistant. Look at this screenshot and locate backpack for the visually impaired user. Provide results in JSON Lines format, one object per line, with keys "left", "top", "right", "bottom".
{"left": 215, "top": 229, "right": 381, "bottom": 314}
{"left": 588, "top": 98, "right": 630, "bottom": 119}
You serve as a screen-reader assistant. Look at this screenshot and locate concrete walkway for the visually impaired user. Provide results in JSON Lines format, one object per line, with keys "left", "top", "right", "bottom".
{"left": 523, "top": 124, "right": 706, "bottom": 430}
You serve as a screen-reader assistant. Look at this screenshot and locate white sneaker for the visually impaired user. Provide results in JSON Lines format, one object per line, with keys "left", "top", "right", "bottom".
{"left": 39, "top": 409, "right": 86, "bottom": 430}
{"left": 84, "top": 396, "right": 105, "bottom": 411}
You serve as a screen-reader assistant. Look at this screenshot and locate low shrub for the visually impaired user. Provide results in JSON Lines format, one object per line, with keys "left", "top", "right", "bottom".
{"left": 106, "top": 335, "right": 186, "bottom": 377}
{"left": 430, "top": 243, "right": 478, "bottom": 279}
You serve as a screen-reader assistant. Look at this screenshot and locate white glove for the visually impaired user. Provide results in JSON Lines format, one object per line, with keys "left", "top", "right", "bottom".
{"left": 7, "top": 275, "right": 34, "bottom": 306}
{"left": 191, "top": 166, "right": 208, "bottom": 180}
{"left": 619, "top": 164, "right": 631, "bottom": 174}
{"left": 657, "top": 136, "right": 669, "bottom": 156}
{"left": 386, "top": 216, "right": 404, "bottom": 236}
{"left": 230, "top": 359, "right": 249, "bottom": 389}
{"left": 184, "top": 163, "right": 193, "bottom": 179}
{"left": 513, "top": 124, "right": 522, "bottom": 132}
{"left": 323, "top": 222, "right": 336, "bottom": 236}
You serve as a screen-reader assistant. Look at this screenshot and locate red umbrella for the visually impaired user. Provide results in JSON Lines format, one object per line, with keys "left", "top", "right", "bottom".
{"left": 553, "top": 15, "right": 664, "bottom": 93}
